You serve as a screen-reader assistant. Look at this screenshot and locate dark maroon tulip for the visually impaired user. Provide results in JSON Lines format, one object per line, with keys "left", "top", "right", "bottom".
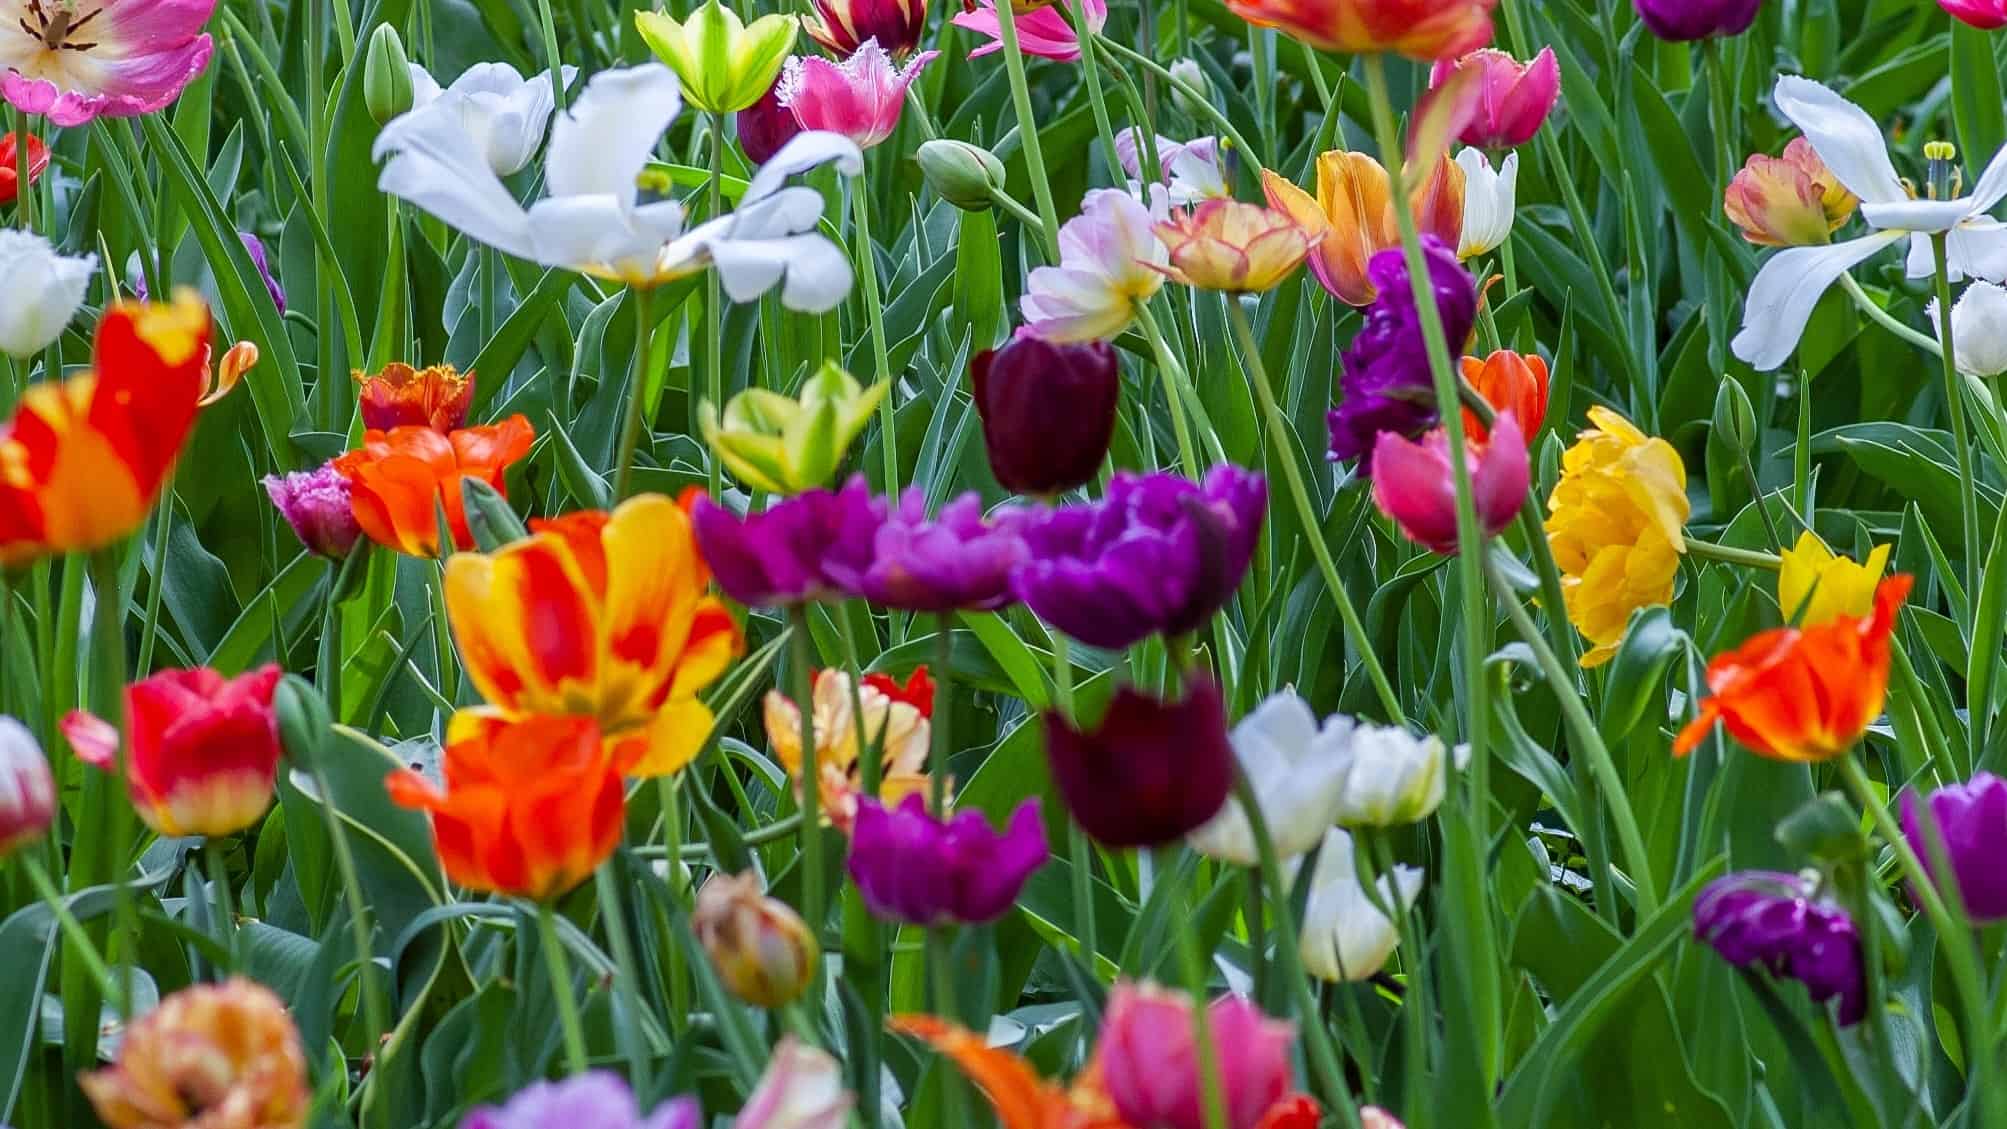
{"left": 1044, "top": 678, "right": 1233, "bottom": 849}
{"left": 1902, "top": 771, "right": 2007, "bottom": 922}
{"left": 1693, "top": 871, "right": 1865, "bottom": 1025}
{"left": 1632, "top": 0, "right": 1761, "bottom": 40}
{"left": 972, "top": 327, "right": 1120, "bottom": 497}
{"left": 847, "top": 795, "right": 1048, "bottom": 925}
{"left": 736, "top": 77, "right": 803, "bottom": 166}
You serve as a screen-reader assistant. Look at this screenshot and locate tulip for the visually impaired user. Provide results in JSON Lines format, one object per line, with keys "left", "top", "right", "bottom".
{"left": 333, "top": 416, "right": 535, "bottom": 557}
{"left": 63, "top": 665, "right": 283, "bottom": 838}
{"left": 446, "top": 493, "right": 744, "bottom": 777}
{"left": 1044, "top": 678, "right": 1233, "bottom": 848}
{"left": 81, "top": 979, "right": 309, "bottom": 1129}
{"left": 1, "top": 0, "right": 213, "bottom": 126}
{"left": 1021, "top": 188, "right": 1169, "bottom": 343}
{"left": 0, "top": 229, "right": 94, "bottom": 358}
{"left": 1328, "top": 239, "right": 1478, "bottom": 471}
{"left": 1693, "top": 871, "right": 1866, "bottom": 1024}
{"left": 804, "top": 0, "right": 930, "bottom": 57}
{"left": 386, "top": 711, "right": 634, "bottom": 900}
{"left": 849, "top": 795, "right": 1048, "bottom": 925}
{"left": 1331, "top": 720, "right": 1469, "bottom": 827}
{"left": 364, "top": 24, "right": 415, "bottom": 125}
{"left": 1724, "top": 138, "right": 1859, "bottom": 248}
{"left": 1361, "top": 1111, "right": 1408, "bottom": 1129}
{"left": 1632, "top": 0, "right": 1762, "bottom": 41}
{"left": 733, "top": 1037, "right": 853, "bottom": 1129}
{"left": 405, "top": 63, "right": 575, "bottom": 175}
{"left": 953, "top": 0, "right": 1109, "bottom": 62}
{"left": 1460, "top": 348, "right": 1548, "bottom": 441}
{"left": 692, "top": 477, "right": 886, "bottom": 607}
{"left": 850, "top": 490, "right": 1029, "bottom": 612}
{"left": 970, "top": 328, "right": 1121, "bottom": 496}
{"left": 738, "top": 76, "right": 804, "bottom": 165}
{"left": 763, "top": 667, "right": 935, "bottom": 831}
{"left": 1297, "top": 828, "right": 1423, "bottom": 981}
{"left": 1675, "top": 575, "right": 1912, "bottom": 763}
{"left": 1262, "top": 151, "right": 1464, "bottom": 306}
{"left": 0, "top": 131, "right": 48, "bottom": 206}
{"left": 1942, "top": 281, "right": 2007, "bottom": 377}
{"left": 1116, "top": 129, "right": 1230, "bottom": 204}
{"left": 1151, "top": 199, "right": 1321, "bottom": 293}
{"left": 0, "top": 718, "right": 54, "bottom": 858}
{"left": 777, "top": 40, "right": 938, "bottom": 150}
{"left": 1189, "top": 690, "right": 1353, "bottom": 865}
{"left": 693, "top": 871, "right": 820, "bottom": 1007}
{"left": 637, "top": 0, "right": 797, "bottom": 114}
{"left": 1222, "top": 0, "right": 1495, "bottom": 60}
{"left": 465, "top": 1072, "right": 700, "bottom": 1129}
{"left": 1371, "top": 412, "right": 1528, "bottom": 555}
{"left": 264, "top": 463, "right": 365, "bottom": 561}
{"left": 1902, "top": 772, "right": 2007, "bottom": 923}
{"left": 1544, "top": 406, "right": 1690, "bottom": 666}
{"left": 355, "top": 362, "right": 476, "bottom": 432}
{"left": 1940, "top": 0, "right": 2007, "bottom": 28}
{"left": 917, "top": 139, "right": 1008, "bottom": 211}
{"left": 1429, "top": 47, "right": 1559, "bottom": 149}
{"left": 1778, "top": 532, "right": 1889, "bottom": 627}
{"left": 1455, "top": 149, "right": 1517, "bottom": 259}
{"left": 1095, "top": 983, "right": 1295, "bottom": 1129}
{"left": 702, "top": 362, "right": 887, "bottom": 495}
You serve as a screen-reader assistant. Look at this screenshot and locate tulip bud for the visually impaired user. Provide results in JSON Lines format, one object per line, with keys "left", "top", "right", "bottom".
{"left": 1705, "top": 378, "right": 1759, "bottom": 519}
{"left": 970, "top": 328, "right": 1119, "bottom": 496}
{"left": 364, "top": 25, "right": 415, "bottom": 126}
{"left": 917, "top": 139, "right": 1006, "bottom": 212}
{"left": 1711, "top": 378, "right": 1758, "bottom": 453}
{"left": 274, "top": 675, "right": 333, "bottom": 775}
{"left": 0, "top": 718, "right": 54, "bottom": 858}
{"left": 1169, "top": 58, "right": 1211, "bottom": 114}
{"left": 1944, "top": 281, "right": 2007, "bottom": 377}
{"left": 702, "top": 362, "right": 886, "bottom": 495}
{"left": 1724, "top": 138, "right": 1858, "bottom": 248}
{"left": 693, "top": 871, "right": 819, "bottom": 1008}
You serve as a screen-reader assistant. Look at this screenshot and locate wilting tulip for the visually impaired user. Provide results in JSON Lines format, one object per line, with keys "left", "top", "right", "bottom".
{"left": 1152, "top": 199, "right": 1320, "bottom": 292}
{"left": 1297, "top": 828, "right": 1423, "bottom": 981}
{"left": 804, "top": 0, "right": 929, "bottom": 57}
{"left": 1223, "top": 0, "right": 1495, "bottom": 60}
{"left": 0, "top": 132, "right": 48, "bottom": 205}
{"left": 0, "top": 718, "right": 53, "bottom": 858}
{"left": 1263, "top": 152, "right": 1464, "bottom": 306}
{"left": 333, "top": 416, "right": 536, "bottom": 557}
{"left": 1429, "top": 48, "right": 1559, "bottom": 149}
{"left": 1189, "top": 690, "right": 1352, "bottom": 865}
{"left": 1942, "top": 281, "right": 2007, "bottom": 377}
{"left": 386, "top": 711, "right": 633, "bottom": 900}
{"left": 1095, "top": 983, "right": 1295, "bottom": 1129}
{"left": 778, "top": 40, "right": 938, "bottom": 150}
{"left": 1778, "top": 532, "right": 1889, "bottom": 627}
{"left": 356, "top": 362, "right": 475, "bottom": 432}
{"left": 264, "top": 463, "right": 365, "bottom": 561}
{"left": 1022, "top": 187, "right": 1170, "bottom": 343}
{"left": 734, "top": 1037, "right": 853, "bottom": 1129}
{"left": 1693, "top": 871, "right": 1865, "bottom": 1024}
{"left": 0, "top": 229, "right": 94, "bottom": 359}
{"left": 971, "top": 329, "right": 1120, "bottom": 496}
{"left": 1455, "top": 149, "right": 1517, "bottom": 259}
{"left": 1632, "top": 0, "right": 1762, "bottom": 41}
{"left": 63, "top": 665, "right": 283, "bottom": 838}
{"left": 1371, "top": 412, "right": 1528, "bottom": 555}
{"left": 0, "top": 0, "right": 214, "bottom": 126}
{"left": 1461, "top": 348, "right": 1549, "bottom": 441}
{"left": 694, "top": 871, "right": 820, "bottom": 1007}
{"left": 1903, "top": 772, "right": 2007, "bottom": 923}
{"left": 849, "top": 795, "right": 1048, "bottom": 925}
{"left": 764, "top": 668, "right": 935, "bottom": 830}
{"left": 81, "top": 979, "right": 309, "bottom": 1129}
{"left": 702, "top": 362, "right": 887, "bottom": 495}
{"left": 1044, "top": 678, "right": 1233, "bottom": 848}
{"left": 465, "top": 1072, "right": 700, "bottom": 1129}
{"left": 692, "top": 477, "right": 886, "bottom": 607}
{"left": 637, "top": 0, "right": 798, "bottom": 114}
{"left": 953, "top": 0, "right": 1109, "bottom": 62}
{"left": 1724, "top": 138, "right": 1859, "bottom": 248}
{"left": 738, "top": 76, "right": 804, "bottom": 165}
{"left": 1675, "top": 575, "right": 1911, "bottom": 763}
{"left": 446, "top": 493, "right": 744, "bottom": 777}
{"left": 1940, "top": 0, "right": 2007, "bottom": 28}
{"left": 851, "top": 490, "right": 1029, "bottom": 611}
{"left": 1328, "top": 240, "right": 1479, "bottom": 471}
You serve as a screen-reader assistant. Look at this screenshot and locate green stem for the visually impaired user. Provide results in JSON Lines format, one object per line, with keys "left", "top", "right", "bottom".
{"left": 1838, "top": 272, "right": 1941, "bottom": 356}
{"left": 987, "top": 187, "right": 1047, "bottom": 232}
{"left": 613, "top": 286, "right": 655, "bottom": 500}
{"left": 313, "top": 759, "right": 390, "bottom": 1054}
{"left": 593, "top": 863, "right": 653, "bottom": 1091}
{"left": 932, "top": 615, "right": 953, "bottom": 816}
{"left": 993, "top": 0, "right": 1061, "bottom": 258}
{"left": 1683, "top": 538, "right": 1782, "bottom": 570}
{"left": 1059, "top": 2, "right": 1123, "bottom": 180}
{"left": 136, "top": 476, "right": 175, "bottom": 672}
{"left": 1932, "top": 234, "right": 1982, "bottom": 605}
{"left": 1096, "top": 38, "right": 1261, "bottom": 172}
{"left": 853, "top": 171, "right": 899, "bottom": 494}
{"left": 1169, "top": 853, "right": 1230, "bottom": 1129}
{"left": 1369, "top": 833, "right": 1428, "bottom": 1118}
{"left": 707, "top": 110, "right": 726, "bottom": 501}
{"left": 13, "top": 107, "right": 32, "bottom": 232}
{"left": 204, "top": 841, "right": 237, "bottom": 972}
{"left": 536, "top": 901, "right": 591, "bottom": 1074}
{"left": 789, "top": 606, "right": 824, "bottom": 939}
{"left": 21, "top": 856, "right": 121, "bottom": 1011}
{"left": 1133, "top": 303, "right": 1204, "bottom": 480}
{"left": 534, "top": 0, "right": 567, "bottom": 113}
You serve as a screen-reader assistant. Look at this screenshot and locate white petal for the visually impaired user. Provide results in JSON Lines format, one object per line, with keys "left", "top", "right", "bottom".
{"left": 728, "top": 186, "right": 833, "bottom": 239}
{"left": 545, "top": 63, "right": 683, "bottom": 202}
{"left": 1950, "top": 281, "right": 2007, "bottom": 376}
{"left": 1298, "top": 829, "right": 1423, "bottom": 983}
{"left": 1730, "top": 232, "right": 1907, "bottom": 371}
{"left": 701, "top": 233, "right": 856, "bottom": 311}
{"left": 1945, "top": 220, "right": 2007, "bottom": 283}
{"left": 1773, "top": 75, "right": 1907, "bottom": 205}
{"left": 525, "top": 194, "right": 659, "bottom": 272}
{"left": 408, "top": 63, "right": 442, "bottom": 108}
{"left": 1861, "top": 196, "right": 1976, "bottom": 233}
{"left": 0, "top": 232, "right": 93, "bottom": 358}
{"left": 374, "top": 112, "right": 539, "bottom": 261}
{"left": 1967, "top": 143, "right": 2007, "bottom": 215}
{"left": 745, "top": 131, "right": 866, "bottom": 204}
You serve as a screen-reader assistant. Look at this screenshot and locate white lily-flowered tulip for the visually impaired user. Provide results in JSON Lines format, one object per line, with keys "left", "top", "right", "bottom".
{"left": 1456, "top": 149, "right": 1517, "bottom": 260}
{"left": 1733, "top": 76, "right": 2007, "bottom": 371}
{"left": 406, "top": 61, "right": 576, "bottom": 177}
{"left": 1296, "top": 828, "right": 1423, "bottom": 983}
{"left": 0, "top": 231, "right": 95, "bottom": 359}
{"left": 1940, "top": 282, "right": 2007, "bottom": 377}
{"left": 375, "top": 63, "right": 862, "bottom": 310}
{"left": 1189, "top": 690, "right": 1353, "bottom": 865}
{"left": 1332, "top": 722, "right": 1468, "bottom": 828}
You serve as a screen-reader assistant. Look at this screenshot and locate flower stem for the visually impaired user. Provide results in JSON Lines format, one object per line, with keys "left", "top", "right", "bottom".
{"left": 852, "top": 170, "right": 900, "bottom": 494}
{"left": 1225, "top": 297, "right": 1404, "bottom": 725}
{"left": 1931, "top": 234, "right": 1981, "bottom": 604}
{"left": 312, "top": 755, "right": 390, "bottom": 1055}
{"left": 204, "top": 841, "right": 237, "bottom": 972}
{"left": 613, "top": 285, "right": 655, "bottom": 500}
{"left": 1133, "top": 302, "right": 1204, "bottom": 481}
{"left": 1837, "top": 272, "right": 1941, "bottom": 356}
{"left": 994, "top": 0, "right": 1062, "bottom": 259}
{"left": 1095, "top": 38, "right": 1261, "bottom": 172}
{"left": 13, "top": 108, "right": 32, "bottom": 233}
{"left": 789, "top": 606, "right": 825, "bottom": 941}
{"left": 593, "top": 862, "right": 654, "bottom": 1091}
{"left": 1682, "top": 538, "right": 1782, "bottom": 570}
{"left": 1368, "top": 832, "right": 1428, "bottom": 1117}
{"left": 1168, "top": 850, "right": 1230, "bottom": 1129}
{"left": 21, "top": 855, "right": 121, "bottom": 1012}
{"left": 932, "top": 614, "right": 953, "bottom": 817}
{"left": 707, "top": 109, "right": 727, "bottom": 501}
{"left": 536, "top": 901, "right": 591, "bottom": 1074}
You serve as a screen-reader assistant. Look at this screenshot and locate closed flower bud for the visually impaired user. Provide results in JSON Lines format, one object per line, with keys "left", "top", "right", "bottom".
{"left": 1044, "top": 678, "right": 1234, "bottom": 848}
{"left": 971, "top": 328, "right": 1120, "bottom": 496}
{"left": 917, "top": 139, "right": 1006, "bottom": 212}
{"left": 1940, "top": 0, "right": 2007, "bottom": 28}
{"left": 0, "top": 718, "right": 54, "bottom": 858}
{"left": 737, "top": 76, "right": 803, "bottom": 165}
{"left": 0, "top": 132, "right": 49, "bottom": 207}
{"left": 1711, "top": 377, "right": 1757, "bottom": 452}
{"left": 1724, "top": 138, "right": 1858, "bottom": 248}
{"left": 1461, "top": 348, "right": 1549, "bottom": 441}
{"left": 1169, "top": 58, "right": 1211, "bottom": 115}
{"left": 703, "top": 362, "right": 887, "bottom": 495}
{"left": 1455, "top": 149, "right": 1517, "bottom": 260}
{"left": 734, "top": 1037, "right": 853, "bottom": 1129}
{"left": 694, "top": 871, "right": 819, "bottom": 1008}
{"left": 637, "top": 0, "right": 798, "bottom": 114}
{"left": 364, "top": 24, "right": 415, "bottom": 125}
{"left": 1330, "top": 720, "right": 1468, "bottom": 827}
{"left": 1942, "top": 281, "right": 2007, "bottom": 377}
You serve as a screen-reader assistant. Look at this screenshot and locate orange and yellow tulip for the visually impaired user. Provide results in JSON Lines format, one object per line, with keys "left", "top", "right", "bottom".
{"left": 0, "top": 291, "right": 211, "bottom": 566}
{"left": 1674, "top": 575, "right": 1912, "bottom": 763}
{"left": 1223, "top": 0, "right": 1495, "bottom": 63}
{"left": 1261, "top": 152, "right": 1463, "bottom": 306}
{"left": 386, "top": 711, "right": 634, "bottom": 900}
{"left": 1460, "top": 349, "right": 1549, "bottom": 442}
{"left": 333, "top": 416, "right": 535, "bottom": 557}
{"left": 356, "top": 362, "right": 475, "bottom": 433}
{"left": 445, "top": 493, "right": 744, "bottom": 777}
{"left": 891, "top": 1014, "right": 1126, "bottom": 1129}
{"left": 1151, "top": 199, "right": 1322, "bottom": 293}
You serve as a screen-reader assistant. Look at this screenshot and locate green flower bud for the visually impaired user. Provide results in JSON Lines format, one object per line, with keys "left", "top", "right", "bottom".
{"left": 364, "top": 24, "right": 415, "bottom": 126}
{"left": 701, "top": 361, "right": 887, "bottom": 494}
{"left": 635, "top": 0, "right": 797, "bottom": 114}
{"left": 917, "top": 139, "right": 1006, "bottom": 212}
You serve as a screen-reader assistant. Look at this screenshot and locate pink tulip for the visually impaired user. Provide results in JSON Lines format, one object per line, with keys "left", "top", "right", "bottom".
{"left": 1094, "top": 982, "right": 1295, "bottom": 1129}
{"left": 1427, "top": 47, "right": 1560, "bottom": 150}
{"left": 1939, "top": 0, "right": 2007, "bottom": 28}
{"left": 777, "top": 39, "right": 938, "bottom": 150}
{"left": 1371, "top": 411, "right": 1528, "bottom": 554}
{"left": 1, "top": 0, "right": 216, "bottom": 126}
{"left": 952, "top": 0, "right": 1109, "bottom": 63}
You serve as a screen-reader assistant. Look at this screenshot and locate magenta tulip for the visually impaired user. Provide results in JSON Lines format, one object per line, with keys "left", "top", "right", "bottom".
{"left": 1428, "top": 48, "right": 1560, "bottom": 150}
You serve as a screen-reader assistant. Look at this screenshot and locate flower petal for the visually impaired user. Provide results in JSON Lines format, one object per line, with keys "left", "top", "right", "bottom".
{"left": 1730, "top": 231, "right": 1906, "bottom": 371}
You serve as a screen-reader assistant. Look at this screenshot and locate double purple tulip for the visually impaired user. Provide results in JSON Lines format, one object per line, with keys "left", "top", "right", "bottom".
{"left": 1328, "top": 238, "right": 1478, "bottom": 474}
{"left": 1693, "top": 871, "right": 1866, "bottom": 1026}
{"left": 848, "top": 795, "right": 1049, "bottom": 925}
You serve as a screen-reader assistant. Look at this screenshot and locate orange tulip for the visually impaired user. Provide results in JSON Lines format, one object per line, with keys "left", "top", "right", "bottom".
{"left": 385, "top": 710, "right": 633, "bottom": 900}
{"left": 1674, "top": 575, "right": 1912, "bottom": 763}
{"left": 1224, "top": 0, "right": 1495, "bottom": 61}
{"left": 333, "top": 416, "right": 535, "bottom": 557}
{"left": 1460, "top": 349, "right": 1549, "bottom": 442}
{"left": 445, "top": 493, "right": 744, "bottom": 777}
{"left": 1261, "top": 152, "right": 1464, "bottom": 306}
{"left": 0, "top": 291, "right": 210, "bottom": 566}
{"left": 356, "top": 362, "right": 475, "bottom": 432}
{"left": 891, "top": 1015, "right": 1126, "bottom": 1129}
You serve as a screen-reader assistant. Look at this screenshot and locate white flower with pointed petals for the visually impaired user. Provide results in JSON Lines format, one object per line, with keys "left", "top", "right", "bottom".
{"left": 1188, "top": 690, "right": 1352, "bottom": 865}
{"left": 1456, "top": 149, "right": 1517, "bottom": 259}
{"left": 375, "top": 63, "right": 862, "bottom": 309}
{"left": 0, "top": 231, "right": 95, "bottom": 359}
{"left": 1296, "top": 828, "right": 1423, "bottom": 983}
{"left": 1733, "top": 75, "right": 2007, "bottom": 371}
{"left": 1938, "top": 282, "right": 2007, "bottom": 377}
{"left": 407, "top": 62, "right": 576, "bottom": 176}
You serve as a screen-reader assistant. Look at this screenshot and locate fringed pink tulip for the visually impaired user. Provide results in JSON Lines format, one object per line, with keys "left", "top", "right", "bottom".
{"left": 1370, "top": 411, "right": 1527, "bottom": 554}
{"left": 1428, "top": 47, "right": 1559, "bottom": 150}
{"left": 952, "top": 0, "right": 1108, "bottom": 62}
{"left": 1, "top": 0, "right": 217, "bottom": 126}
{"left": 777, "top": 39, "right": 938, "bottom": 150}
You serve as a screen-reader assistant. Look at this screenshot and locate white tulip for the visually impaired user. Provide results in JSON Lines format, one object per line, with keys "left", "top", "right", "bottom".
{"left": 375, "top": 63, "right": 863, "bottom": 311}
{"left": 1189, "top": 690, "right": 1352, "bottom": 865}
{"left": 1733, "top": 75, "right": 2007, "bottom": 371}
{"left": 733, "top": 1035, "right": 853, "bottom": 1129}
{"left": 407, "top": 61, "right": 576, "bottom": 177}
{"left": 1296, "top": 828, "right": 1423, "bottom": 983}
{"left": 1456, "top": 149, "right": 1517, "bottom": 260}
{"left": 1332, "top": 722, "right": 1468, "bottom": 828}
{"left": 0, "top": 231, "right": 95, "bottom": 359}
{"left": 1942, "top": 282, "right": 2007, "bottom": 377}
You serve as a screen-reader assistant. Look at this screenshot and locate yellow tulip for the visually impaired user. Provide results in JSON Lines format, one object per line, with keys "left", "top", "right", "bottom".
{"left": 636, "top": 0, "right": 797, "bottom": 114}
{"left": 1778, "top": 532, "right": 1890, "bottom": 627}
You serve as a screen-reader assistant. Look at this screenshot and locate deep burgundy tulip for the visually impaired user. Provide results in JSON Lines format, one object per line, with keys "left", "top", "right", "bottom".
{"left": 1096, "top": 982, "right": 1296, "bottom": 1129}
{"left": 1693, "top": 871, "right": 1865, "bottom": 1025}
{"left": 1044, "top": 678, "right": 1233, "bottom": 848}
{"left": 691, "top": 476, "right": 884, "bottom": 607}
{"left": 736, "top": 76, "right": 802, "bottom": 165}
{"left": 1328, "top": 238, "right": 1478, "bottom": 473}
{"left": 971, "top": 327, "right": 1121, "bottom": 497}
{"left": 1010, "top": 466, "right": 1266, "bottom": 650}
{"left": 1632, "top": 0, "right": 1762, "bottom": 41}
{"left": 847, "top": 795, "right": 1049, "bottom": 925}
{"left": 1902, "top": 772, "right": 2007, "bottom": 922}
{"left": 846, "top": 489, "right": 1028, "bottom": 612}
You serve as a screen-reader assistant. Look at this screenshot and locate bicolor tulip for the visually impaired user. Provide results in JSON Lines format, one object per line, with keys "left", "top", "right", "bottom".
{"left": 0, "top": 228, "right": 93, "bottom": 358}
{"left": 1724, "top": 138, "right": 1858, "bottom": 248}
{"left": 1942, "top": 281, "right": 2007, "bottom": 377}
{"left": 0, "top": 718, "right": 53, "bottom": 858}
{"left": 1116, "top": 128, "right": 1229, "bottom": 204}
{"left": 692, "top": 477, "right": 885, "bottom": 607}
{"left": 264, "top": 463, "right": 364, "bottom": 561}
{"left": 1151, "top": 199, "right": 1321, "bottom": 293}
{"left": 0, "top": 131, "right": 47, "bottom": 205}
{"left": 0, "top": 0, "right": 215, "bottom": 125}
{"left": 1460, "top": 348, "right": 1549, "bottom": 440}
{"left": 356, "top": 362, "right": 476, "bottom": 432}
{"left": 1940, "top": 0, "right": 2007, "bottom": 28}
{"left": 848, "top": 795, "right": 1048, "bottom": 925}
{"left": 1262, "top": 151, "right": 1464, "bottom": 306}
{"left": 971, "top": 328, "right": 1120, "bottom": 496}
{"left": 1021, "top": 187, "right": 1169, "bottom": 343}
{"left": 1044, "top": 678, "right": 1233, "bottom": 848}
{"left": 702, "top": 362, "right": 887, "bottom": 495}
{"left": 1778, "top": 532, "right": 1889, "bottom": 627}
{"left": 693, "top": 871, "right": 820, "bottom": 1007}
{"left": 333, "top": 416, "right": 535, "bottom": 557}
{"left": 777, "top": 39, "right": 938, "bottom": 151}
{"left": 1096, "top": 983, "right": 1296, "bottom": 1129}
{"left": 1296, "top": 828, "right": 1423, "bottom": 981}
{"left": 1693, "top": 871, "right": 1866, "bottom": 1024}
{"left": 1429, "top": 47, "right": 1559, "bottom": 149}
{"left": 1455, "top": 149, "right": 1517, "bottom": 258}
{"left": 465, "top": 1073, "right": 699, "bottom": 1129}
{"left": 1189, "top": 690, "right": 1354, "bottom": 865}
{"left": 763, "top": 667, "right": 936, "bottom": 831}
{"left": 81, "top": 980, "right": 309, "bottom": 1129}
{"left": 1632, "top": 0, "right": 1761, "bottom": 41}
{"left": 1223, "top": 0, "right": 1495, "bottom": 60}
{"left": 804, "top": 0, "right": 929, "bottom": 58}
{"left": 732, "top": 1038, "right": 853, "bottom": 1129}
{"left": 953, "top": 0, "right": 1108, "bottom": 62}
{"left": 636, "top": 0, "right": 796, "bottom": 114}
{"left": 1372, "top": 412, "right": 1528, "bottom": 555}
{"left": 1904, "top": 772, "right": 2007, "bottom": 922}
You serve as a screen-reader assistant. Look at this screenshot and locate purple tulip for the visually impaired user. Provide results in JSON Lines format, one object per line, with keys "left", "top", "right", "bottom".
{"left": 1693, "top": 871, "right": 1865, "bottom": 1026}
{"left": 135, "top": 232, "right": 284, "bottom": 313}
{"left": 1902, "top": 771, "right": 2007, "bottom": 922}
{"left": 462, "top": 1072, "right": 699, "bottom": 1129}
{"left": 1632, "top": 0, "right": 1762, "bottom": 41}
{"left": 971, "top": 328, "right": 1121, "bottom": 497}
{"left": 263, "top": 462, "right": 363, "bottom": 560}
{"left": 847, "top": 489, "right": 1029, "bottom": 612}
{"left": 1327, "top": 238, "right": 1478, "bottom": 474}
{"left": 847, "top": 795, "right": 1048, "bottom": 925}
{"left": 692, "top": 476, "right": 884, "bottom": 607}
{"left": 1044, "top": 678, "right": 1233, "bottom": 848}
{"left": 1010, "top": 466, "right": 1266, "bottom": 650}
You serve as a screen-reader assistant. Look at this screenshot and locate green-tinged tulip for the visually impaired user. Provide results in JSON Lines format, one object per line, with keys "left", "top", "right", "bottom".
{"left": 635, "top": 0, "right": 796, "bottom": 114}
{"left": 701, "top": 362, "right": 886, "bottom": 494}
